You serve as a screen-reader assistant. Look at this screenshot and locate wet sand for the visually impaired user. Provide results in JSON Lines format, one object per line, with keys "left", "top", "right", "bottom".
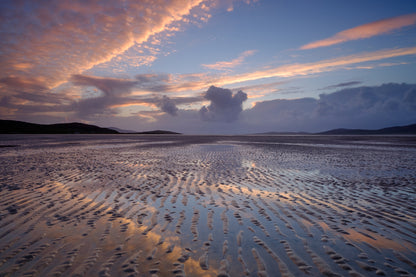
{"left": 0, "top": 134, "right": 415, "bottom": 276}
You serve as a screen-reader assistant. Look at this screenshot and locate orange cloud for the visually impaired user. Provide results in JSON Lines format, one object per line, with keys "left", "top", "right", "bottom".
{"left": 202, "top": 50, "right": 256, "bottom": 70}
{"left": 109, "top": 102, "right": 157, "bottom": 109}
{"left": 215, "top": 46, "right": 416, "bottom": 86}
{"left": 0, "top": 0, "right": 208, "bottom": 90}
{"left": 130, "top": 46, "right": 416, "bottom": 96}
{"left": 300, "top": 13, "right": 416, "bottom": 50}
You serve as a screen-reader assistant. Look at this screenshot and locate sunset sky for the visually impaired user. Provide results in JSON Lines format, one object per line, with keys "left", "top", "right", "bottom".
{"left": 1, "top": 0, "right": 416, "bottom": 134}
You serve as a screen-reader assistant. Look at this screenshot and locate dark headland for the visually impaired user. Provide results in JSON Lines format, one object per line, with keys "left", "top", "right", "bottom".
{"left": 318, "top": 123, "right": 416, "bottom": 135}
{"left": 0, "top": 120, "right": 180, "bottom": 134}
{"left": 254, "top": 123, "right": 416, "bottom": 135}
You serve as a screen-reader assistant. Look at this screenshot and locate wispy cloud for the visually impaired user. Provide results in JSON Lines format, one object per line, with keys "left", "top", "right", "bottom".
{"left": 127, "top": 47, "right": 416, "bottom": 95}
{"left": 215, "top": 46, "right": 416, "bottom": 86}
{"left": 320, "top": 81, "right": 362, "bottom": 90}
{"left": 202, "top": 50, "right": 256, "bottom": 70}
{"left": 300, "top": 13, "right": 416, "bottom": 50}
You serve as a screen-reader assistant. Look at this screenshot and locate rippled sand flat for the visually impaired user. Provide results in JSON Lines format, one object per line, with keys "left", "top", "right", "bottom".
{"left": 0, "top": 134, "right": 415, "bottom": 276}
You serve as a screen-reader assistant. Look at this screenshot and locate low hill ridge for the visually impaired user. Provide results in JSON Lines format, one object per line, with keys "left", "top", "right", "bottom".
{"left": 0, "top": 120, "right": 180, "bottom": 134}
{"left": 319, "top": 123, "right": 416, "bottom": 135}
{"left": 0, "top": 120, "right": 118, "bottom": 134}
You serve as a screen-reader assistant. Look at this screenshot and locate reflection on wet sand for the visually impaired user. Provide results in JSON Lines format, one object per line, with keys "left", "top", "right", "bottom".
{"left": 0, "top": 134, "right": 415, "bottom": 276}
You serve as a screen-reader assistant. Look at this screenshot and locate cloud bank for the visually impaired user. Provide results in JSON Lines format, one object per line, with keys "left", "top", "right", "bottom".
{"left": 106, "top": 83, "right": 416, "bottom": 134}
{"left": 4, "top": 82, "right": 414, "bottom": 134}
{"left": 244, "top": 83, "right": 416, "bottom": 133}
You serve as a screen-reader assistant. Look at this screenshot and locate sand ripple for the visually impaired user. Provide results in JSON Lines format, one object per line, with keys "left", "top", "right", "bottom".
{"left": 0, "top": 134, "right": 415, "bottom": 276}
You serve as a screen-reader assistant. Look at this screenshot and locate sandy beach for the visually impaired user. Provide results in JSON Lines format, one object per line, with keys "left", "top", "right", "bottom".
{"left": 0, "top": 134, "right": 415, "bottom": 276}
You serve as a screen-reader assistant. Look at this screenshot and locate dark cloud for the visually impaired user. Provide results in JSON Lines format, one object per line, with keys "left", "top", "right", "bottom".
{"left": 0, "top": 76, "right": 66, "bottom": 105}
{"left": 315, "top": 83, "right": 416, "bottom": 127}
{"left": 0, "top": 77, "right": 48, "bottom": 93}
{"left": 71, "top": 74, "right": 137, "bottom": 97}
{"left": 0, "top": 76, "right": 74, "bottom": 121}
{"left": 134, "top": 73, "right": 207, "bottom": 93}
{"left": 135, "top": 74, "right": 172, "bottom": 92}
{"left": 136, "top": 74, "right": 171, "bottom": 84}
{"left": 171, "top": 96, "right": 205, "bottom": 105}
{"left": 0, "top": 74, "right": 145, "bottom": 120}
{"left": 199, "top": 86, "right": 247, "bottom": 122}
{"left": 70, "top": 74, "right": 205, "bottom": 118}
{"left": 244, "top": 98, "right": 317, "bottom": 132}
{"left": 156, "top": 96, "right": 178, "bottom": 116}
{"left": 245, "top": 83, "right": 416, "bottom": 133}
{"left": 70, "top": 74, "right": 137, "bottom": 117}
{"left": 320, "top": 81, "right": 362, "bottom": 90}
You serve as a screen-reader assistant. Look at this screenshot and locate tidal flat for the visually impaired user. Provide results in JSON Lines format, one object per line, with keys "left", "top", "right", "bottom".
{"left": 0, "top": 134, "right": 415, "bottom": 276}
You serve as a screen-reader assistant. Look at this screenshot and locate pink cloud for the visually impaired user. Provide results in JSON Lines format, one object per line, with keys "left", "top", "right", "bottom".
{"left": 0, "top": 0, "right": 209, "bottom": 91}
{"left": 202, "top": 50, "right": 256, "bottom": 70}
{"left": 134, "top": 47, "right": 416, "bottom": 94}
{"left": 300, "top": 13, "right": 416, "bottom": 50}
{"left": 215, "top": 46, "right": 416, "bottom": 85}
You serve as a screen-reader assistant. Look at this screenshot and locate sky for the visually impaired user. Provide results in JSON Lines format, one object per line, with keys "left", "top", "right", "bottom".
{"left": 1, "top": 0, "right": 416, "bottom": 134}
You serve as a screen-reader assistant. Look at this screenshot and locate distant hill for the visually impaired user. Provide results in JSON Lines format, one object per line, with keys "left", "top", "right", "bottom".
{"left": 0, "top": 120, "right": 118, "bottom": 134}
{"left": 254, "top": 123, "right": 416, "bottom": 136}
{"left": 108, "top": 127, "right": 138, "bottom": 133}
{"left": 253, "top": 131, "right": 310, "bottom": 135}
{"left": 135, "top": 130, "right": 181, "bottom": 135}
{"left": 0, "top": 119, "right": 181, "bottom": 135}
{"left": 318, "top": 123, "right": 416, "bottom": 135}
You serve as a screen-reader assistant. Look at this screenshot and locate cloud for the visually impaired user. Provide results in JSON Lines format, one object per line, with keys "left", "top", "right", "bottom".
{"left": 316, "top": 83, "right": 415, "bottom": 117}
{"left": 70, "top": 74, "right": 205, "bottom": 117}
{"left": 156, "top": 96, "right": 179, "bottom": 116}
{"left": 202, "top": 50, "right": 256, "bottom": 70}
{"left": 320, "top": 81, "right": 362, "bottom": 90}
{"left": 136, "top": 74, "right": 172, "bottom": 85}
{"left": 70, "top": 74, "right": 138, "bottom": 117}
{"left": 244, "top": 98, "right": 317, "bottom": 132}
{"left": 78, "top": 83, "right": 416, "bottom": 134}
{"left": 214, "top": 47, "right": 416, "bottom": 86}
{"left": 71, "top": 75, "right": 137, "bottom": 97}
{"left": 134, "top": 47, "right": 416, "bottom": 94}
{"left": 0, "top": 76, "right": 72, "bottom": 120}
{"left": 199, "top": 86, "right": 247, "bottom": 122}
{"left": 244, "top": 83, "right": 416, "bottom": 133}
{"left": 3, "top": 43, "right": 415, "bottom": 123}
{"left": 0, "top": 70, "right": 207, "bottom": 121}
{"left": 129, "top": 47, "right": 416, "bottom": 97}
{"left": 134, "top": 73, "right": 212, "bottom": 94}
{"left": 300, "top": 13, "right": 416, "bottom": 50}
{"left": 0, "top": 0, "right": 210, "bottom": 90}
{"left": 0, "top": 77, "right": 48, "bottom": 94}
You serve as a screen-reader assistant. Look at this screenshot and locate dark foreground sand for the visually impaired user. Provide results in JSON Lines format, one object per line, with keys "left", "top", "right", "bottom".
{"left": 0, "top": 134, "right": 415, "bottom": 276}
